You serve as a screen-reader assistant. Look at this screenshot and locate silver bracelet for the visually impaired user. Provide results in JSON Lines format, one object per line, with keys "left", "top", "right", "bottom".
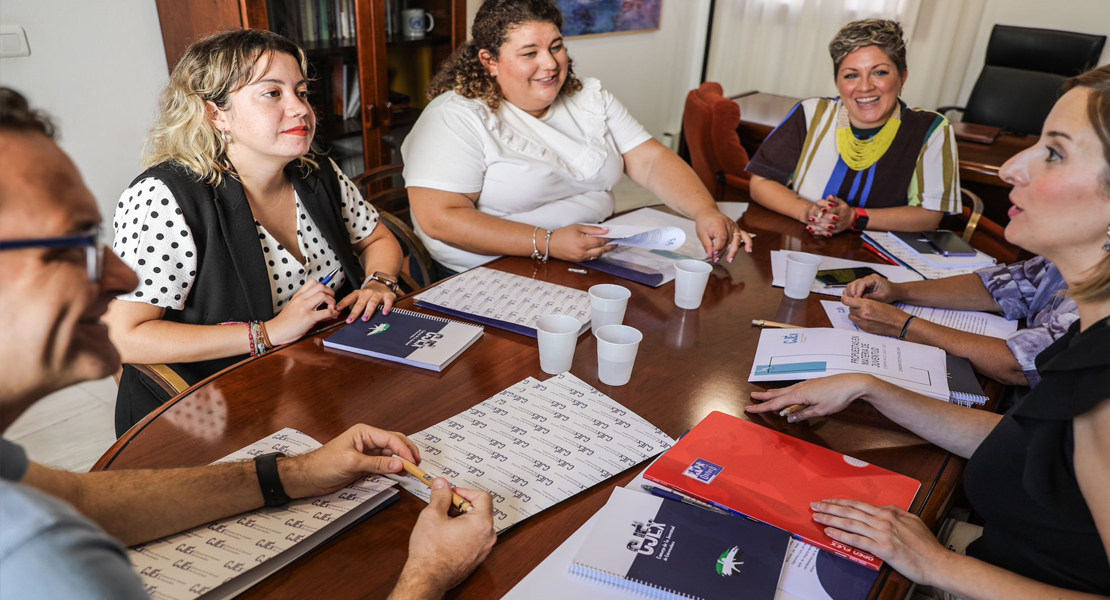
{"left": 530, "top": 226, "right": 544, "bottom": 261}
{"left": 541, "top": 229, "right": 553, "bottom": 262}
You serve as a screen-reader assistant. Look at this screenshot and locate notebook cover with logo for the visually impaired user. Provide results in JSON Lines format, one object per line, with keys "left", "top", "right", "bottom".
{"left": 323, "top": 308, "right": 482, "bottom": 372}
{"left": 644, "top": 411, "right": 920, "bottom": 570}
{"left": 571, "top": 487, "right": 789, "bottom": 600}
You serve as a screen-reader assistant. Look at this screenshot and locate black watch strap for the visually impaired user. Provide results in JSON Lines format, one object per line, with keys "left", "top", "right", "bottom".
{"left": 255, "top": 452, "right": 291, "bottom": 507}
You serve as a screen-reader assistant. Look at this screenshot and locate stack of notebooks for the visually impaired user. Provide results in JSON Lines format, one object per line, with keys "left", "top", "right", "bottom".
{"left": 861, "top": 231, "right": 996, "bottom": 280}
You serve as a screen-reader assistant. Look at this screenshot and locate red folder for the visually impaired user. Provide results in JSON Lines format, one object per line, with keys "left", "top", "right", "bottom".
{"left": 644, "top": 411, "right": 920, "bottom": 570}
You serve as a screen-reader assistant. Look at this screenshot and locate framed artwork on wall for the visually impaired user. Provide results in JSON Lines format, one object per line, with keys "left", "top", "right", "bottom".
{"left": 557, "top": 0, "right": 663, "bottom": 38}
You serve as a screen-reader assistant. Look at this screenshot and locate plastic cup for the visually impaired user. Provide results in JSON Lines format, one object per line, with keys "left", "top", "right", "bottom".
{"left": 535, "top": 315, "right": 580, "bottom": 374}
{"left": 674, "top": 260, "right": 713, "bottom": 309}
{"left": 784, "top": 252, "right": 823, "bottom": 299}
{"left": 594, "top": 325, "right": 643, "bottom": 386}
{"left": 589, "top": 284, "right": 631, "bottom": 334}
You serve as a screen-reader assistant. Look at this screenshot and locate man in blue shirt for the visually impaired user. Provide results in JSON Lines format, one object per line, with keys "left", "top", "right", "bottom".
{"left": 0, "top": 88, "right": 496, "bottom": 600}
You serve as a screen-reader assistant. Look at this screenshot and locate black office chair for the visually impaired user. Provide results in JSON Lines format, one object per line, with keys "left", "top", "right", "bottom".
{"left": 939, "top": 25, "right": 1105, "bottom": 136}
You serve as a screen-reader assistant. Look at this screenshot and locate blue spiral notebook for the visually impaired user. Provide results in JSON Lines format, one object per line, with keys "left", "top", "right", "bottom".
{"left": 323, "top": 309, "right": 483, "bottom": 371}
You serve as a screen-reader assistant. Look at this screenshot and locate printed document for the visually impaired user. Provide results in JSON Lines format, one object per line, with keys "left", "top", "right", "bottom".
{"left": 588, "top": 224, "right": 686, "bottom": 250}
{"left": 389, "top": 372, "right": 675, "bottom": 533}
{"left": 820, "top": 300, "right": 1018, "bottom": 339}
{"left": 749, "top": 328, "right": 951, "bottom": 401}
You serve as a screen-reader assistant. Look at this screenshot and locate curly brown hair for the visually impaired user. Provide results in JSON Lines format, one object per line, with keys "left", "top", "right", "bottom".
{"left": 0, "top": 87, "right": 56, "bottom": 139}
{"left": 828, "top": 19, "right": 908, "bottom": 79}
{"left": 426, "top": 0, "right": 583, "bottom": 110}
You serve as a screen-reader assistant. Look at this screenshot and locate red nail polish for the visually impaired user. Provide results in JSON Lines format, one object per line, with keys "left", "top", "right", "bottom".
{"left": 808, "top": 218, "right": 814, "bottom": 222}
{"left": 832, "top": 216, "right": 839, "bottom": 222}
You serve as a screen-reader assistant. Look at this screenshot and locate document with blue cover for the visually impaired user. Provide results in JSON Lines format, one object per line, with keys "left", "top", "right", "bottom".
{"left": 323, "top": 308, "right": 483, "bottom": 371}
{"left": 570, "top": 487, "right": 789, "bottom": 600}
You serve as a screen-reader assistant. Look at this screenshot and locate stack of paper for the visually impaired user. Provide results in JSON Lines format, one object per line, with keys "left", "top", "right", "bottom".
{"left": 389, "top": 372, "right": 676, "bottom": 533}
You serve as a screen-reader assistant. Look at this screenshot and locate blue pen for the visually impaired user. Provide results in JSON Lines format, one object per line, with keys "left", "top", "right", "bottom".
{"left": 319, "top": 266, "right": 341, "bottom": 286}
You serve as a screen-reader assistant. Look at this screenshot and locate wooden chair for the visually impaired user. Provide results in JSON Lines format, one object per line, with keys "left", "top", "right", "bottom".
{"left": 953, "top": 187, "right": 1023, "bottom": 264}
{"left": 682, "top": 82, "right": 751, "bottom": 202}
{"left": 350, "top": 162, "right": 435, "bottom": 293}
{"left": 113, "top": 364, "right": 188, "bottom": 396}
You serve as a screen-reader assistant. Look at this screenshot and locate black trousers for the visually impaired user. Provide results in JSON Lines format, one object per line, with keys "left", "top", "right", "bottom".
{"left": 114, "top": 365, "right": 172, "bottom": 438}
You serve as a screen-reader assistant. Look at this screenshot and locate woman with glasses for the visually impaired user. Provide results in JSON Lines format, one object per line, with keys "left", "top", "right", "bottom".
{"left": 104, "top": 30, "right": 404, "bottom": 435}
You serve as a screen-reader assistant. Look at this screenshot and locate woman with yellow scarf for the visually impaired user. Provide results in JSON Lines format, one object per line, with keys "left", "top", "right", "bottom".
{"left": 747, "top": 19, "right": 960, "bottom": 236}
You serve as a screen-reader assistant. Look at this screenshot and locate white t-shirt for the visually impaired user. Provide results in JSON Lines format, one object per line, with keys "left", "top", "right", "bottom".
{"left": 401, "top": 77, "right": 652, "bottom": 272}
{"left": 111, "top": 159, "right": 378, "bottom": 313}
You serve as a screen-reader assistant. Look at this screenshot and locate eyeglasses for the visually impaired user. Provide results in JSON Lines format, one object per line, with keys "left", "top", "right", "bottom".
{"left": 0, "top": 226, "right": 105, "bottom": 282}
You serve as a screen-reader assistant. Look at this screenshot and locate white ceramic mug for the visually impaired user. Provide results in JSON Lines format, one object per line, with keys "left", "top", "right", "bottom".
{"left": 402, "top": 8, "right": 435, "bottom": 38}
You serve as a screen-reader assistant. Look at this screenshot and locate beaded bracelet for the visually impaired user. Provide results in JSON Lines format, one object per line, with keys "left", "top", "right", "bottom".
{"left": 898, "top": 315, "right": 917, "bottom": 341}
{"left": 248, "top": 320, "right": 270, "bottom": 356}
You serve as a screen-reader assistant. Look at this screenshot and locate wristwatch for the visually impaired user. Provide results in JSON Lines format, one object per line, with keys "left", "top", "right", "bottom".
{"left": 851, "top": 207, "right": 869, "bottom": 231}
{"left": 363, "top": 271, "right": 400, "bottom": 293}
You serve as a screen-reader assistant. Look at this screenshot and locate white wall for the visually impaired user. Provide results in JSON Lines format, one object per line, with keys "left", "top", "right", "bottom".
{"left": 466, "top": 0, "right": 710, "bottom": 141}
{"left": 0, "top": 0, "right": 168, "bottom": 224}
{"left": 955, "top": 0, "right": 1110, "bottom": 104}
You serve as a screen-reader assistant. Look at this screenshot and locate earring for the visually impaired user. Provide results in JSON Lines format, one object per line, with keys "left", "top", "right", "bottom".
{"left": 221, "top": 130, "right": 232, "bottom": 146}
{"left": 1103, "top": 224, "right": 1110, "bottom": 252}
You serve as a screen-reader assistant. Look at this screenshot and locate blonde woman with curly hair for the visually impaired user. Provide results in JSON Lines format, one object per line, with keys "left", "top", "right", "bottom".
{"left": 104, "top": 29, "right": 403, "bottom": 434}
{"left": 401, "top": 0, "right": 751, "bottom": 279}
{"left": 748, "top": 19, "right": 961, "bottom": 237}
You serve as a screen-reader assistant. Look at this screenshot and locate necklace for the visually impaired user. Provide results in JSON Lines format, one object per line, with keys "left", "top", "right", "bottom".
{"left": 836, "top": 101, "right": 901, "bottom": 171}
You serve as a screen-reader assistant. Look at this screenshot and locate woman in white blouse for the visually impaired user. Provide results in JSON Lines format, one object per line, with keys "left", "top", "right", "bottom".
{"left": 401, "top": 0, "right": 752, "bottom": 277}
{"left": 104, "top": 30, "right": 403, "bottom": 434}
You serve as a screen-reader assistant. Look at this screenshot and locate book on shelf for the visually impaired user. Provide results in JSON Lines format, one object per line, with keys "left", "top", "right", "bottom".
{"left": 323, "top": 308, "right": 483, "bottom": 372}
{"left": 414, "top": 267, "right": 591, "bottom": 338}
{"left": 128, "top": 429, "right": 398, "bottom": 600}
{"left": 644, "top": 411, "right": 921, "bottom": 571}
{"left": 569, "top": 487, "right": 789, "bottom": 600}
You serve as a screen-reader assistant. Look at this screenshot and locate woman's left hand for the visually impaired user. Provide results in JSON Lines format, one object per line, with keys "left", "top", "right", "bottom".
{"left": 811, "top": 499, "right": 950, "bottom": 586}
{"left": 809, "top": 196, "right": 855, "bottom": 236}
{"left": 337, "top": 281, "right": 397, "bottom": 323}
{"left": 693, "top": 209, "right": 753, "bottom": 263}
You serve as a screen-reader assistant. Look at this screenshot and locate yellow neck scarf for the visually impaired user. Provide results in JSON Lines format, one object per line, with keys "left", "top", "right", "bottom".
{"left": 836, "top": 101, "right": 901, "bottom": 171}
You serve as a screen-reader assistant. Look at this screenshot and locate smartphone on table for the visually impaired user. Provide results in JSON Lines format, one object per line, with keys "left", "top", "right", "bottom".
{"left": 921, "top": 230, "right": 977, "bottom": 257}
{"left": 815, "top": 266, "right": 882, "bottom": 288}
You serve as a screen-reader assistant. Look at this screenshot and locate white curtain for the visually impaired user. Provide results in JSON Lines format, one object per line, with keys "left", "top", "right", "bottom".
{"left": 705, "top": 0, "right": 988, "bottom": 111}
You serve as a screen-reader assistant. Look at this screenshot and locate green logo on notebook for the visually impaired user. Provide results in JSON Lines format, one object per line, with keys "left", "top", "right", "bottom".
{"left": 716, "top": 546, "right": 744, "bottom": 576}
{"left": 367, "top": 323, "right": 390, "bottom": 336}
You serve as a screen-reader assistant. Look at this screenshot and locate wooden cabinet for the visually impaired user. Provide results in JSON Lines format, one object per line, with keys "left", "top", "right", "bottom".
{"left": 154, "top": 0, "right": 467, "bottom": 173}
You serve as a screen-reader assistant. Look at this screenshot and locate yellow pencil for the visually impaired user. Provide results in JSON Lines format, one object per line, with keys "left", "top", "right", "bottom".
{"left": 400, "top": 458, "right": 474, "bottom": 513}
{"left": 751, "top": 319, "right": 803, "bottom": 329}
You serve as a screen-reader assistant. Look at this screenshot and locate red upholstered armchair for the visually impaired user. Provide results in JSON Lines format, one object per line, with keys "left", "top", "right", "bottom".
{"left": 682, "top": 82, "right": 751, "bottom": 202}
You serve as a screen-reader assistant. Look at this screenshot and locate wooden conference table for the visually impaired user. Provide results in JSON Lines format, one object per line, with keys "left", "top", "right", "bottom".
{"left": 96, "top": 202, "right": 1002, "bottom": 600}
{"left": 732, "top": 91, "right": 1038, "bottom": 188}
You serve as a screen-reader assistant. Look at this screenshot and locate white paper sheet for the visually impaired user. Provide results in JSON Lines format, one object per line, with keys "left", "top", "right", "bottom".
{"left": 820, "top": 300, "right": 1019, "bottom": 340}
{"left": 390, "top": 372, "right": 675, "bottom": 533}
{"left": 588, "top": 224, "right": 687, "bottom": 250}
{"left": 864, "top": 232, "right": 995, "bottom": 279}
{"left": 502, "top": 464, "right": 852, "bottom": 600}
{"left": 128, "top": 429, "right": 397, "bottom": 600}
{"left": 770, "top": 251, "right": 923, "bottom": 297}
{"left": 749, "top": 328, "right": 951, "bottom": 401}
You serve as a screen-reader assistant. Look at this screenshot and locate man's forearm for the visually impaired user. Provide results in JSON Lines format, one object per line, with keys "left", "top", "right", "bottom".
{"left": 24, "top": 458, "right": 285, "bottom": 546}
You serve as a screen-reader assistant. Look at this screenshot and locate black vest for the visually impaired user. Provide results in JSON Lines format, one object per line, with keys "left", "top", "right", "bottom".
{"left": 116, "top": 159, "right": 363, "bottom": 433}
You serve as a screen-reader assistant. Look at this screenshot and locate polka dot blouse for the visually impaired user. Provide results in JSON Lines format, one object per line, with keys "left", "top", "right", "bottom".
{"left": 111, "top": 159, "right": 379, "bottom": 313}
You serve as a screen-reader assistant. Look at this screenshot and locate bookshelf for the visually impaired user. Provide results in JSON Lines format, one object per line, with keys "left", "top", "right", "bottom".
{"left": 153, "top": 0, "right": 467, "bottom": 175}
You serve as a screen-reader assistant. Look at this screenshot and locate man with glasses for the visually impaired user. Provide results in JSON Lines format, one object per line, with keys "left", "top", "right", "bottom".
{"left": 0, "top": 88, "right": 495, "bottom": 599}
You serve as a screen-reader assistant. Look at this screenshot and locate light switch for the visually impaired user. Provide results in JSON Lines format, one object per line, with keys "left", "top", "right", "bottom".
{"left": 0, "top": 25, "right": 31, "bottom": 58}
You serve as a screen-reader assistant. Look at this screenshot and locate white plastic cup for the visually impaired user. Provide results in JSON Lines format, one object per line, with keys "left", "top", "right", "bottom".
{"left": 673, "top": 259, "right": 713, "bottom": 309}
{"left": 784, "top": 252, "right": 823, "bottom": 299}
{"left": 535, "top": 315, "right": 580, "bottom": 374}
{"left": 594, "top": 325, "right": 643, "bottom": 386}
{"left": 589, "top": 284, "right": 631, "bottom": 334}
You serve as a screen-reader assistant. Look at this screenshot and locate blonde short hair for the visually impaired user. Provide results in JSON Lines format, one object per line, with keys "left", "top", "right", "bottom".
{"left": 143, "top": 29, "right": 317, "bottom": 185}
{"left": 828, "top": 19, "right": 908, "bottom": 78}
{"left": 1062, "top": 65, "right": 1110, "bottom": 304}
